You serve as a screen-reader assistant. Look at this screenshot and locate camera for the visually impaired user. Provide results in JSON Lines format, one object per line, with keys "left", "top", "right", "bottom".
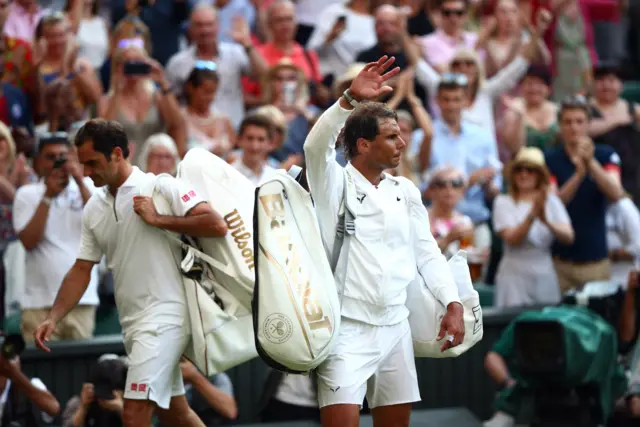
{"left": 52, "top": 157, "right": 67, "bottom": 169}
{"left": 0, "top": 334, "right": 26, "bottom": 360}
{"left": 123, "top": 61, "right": 151, "bottom": 76}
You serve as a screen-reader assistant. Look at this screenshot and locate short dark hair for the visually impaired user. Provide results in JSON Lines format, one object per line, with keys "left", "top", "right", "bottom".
{"left": 74, "top": 119, "right": 130, "bottom": 159}
{"left": 438, "top": 0, "right": 470, "bottom": 9}
{"left": 238, "top": 115, "right": 274, "bottom": 140}
{"left": 341, "top": 102, "right": 397, "bottom": 160}
{"left": 38, "top": 132, "right": 70, "bottom": 154}
{"left": 558, "top": 95, "right": 591, "bottom": 122}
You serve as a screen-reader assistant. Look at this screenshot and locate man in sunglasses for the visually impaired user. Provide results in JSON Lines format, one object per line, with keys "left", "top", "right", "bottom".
{"left": 12, "top": 133, "right": 99, "bottom": 343}
{"left": 417, "top": 0, "right": 477, "bottom": 73}
{"left": 305, "top": 55, "right": 464, "bottom": 427}
{"left": 545, "top": 97, "right": 624, "bottom": 293}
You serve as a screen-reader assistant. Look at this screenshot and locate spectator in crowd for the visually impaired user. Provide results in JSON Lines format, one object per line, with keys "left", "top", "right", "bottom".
{"left": 231, "top": 114, "right": 276, "bottom": 185}
{"left": 98, "top": 43, "right": 185, "bottom": 165}
{"left": 213, "top": 0, "right": 256, "bottom": 45}
{"left": 428, "top": 74, "right": 501, "bottom": 231}
{"left": 405, "top": 0, "right": 436, "bottom": 37}
{"left": 65, "top": 0, "right": 110, "bottom": 70}
{"left": 417, "top": 0, "right": 479, "bottom": 73}
{"left": 180, "top": 358, "right": 238, "bottom": 425}
{"left": 545, "top": 96, "right": 624, "bottom": 293}
{"left": 588, "top": 63, "right": 640, "bottom": 204}
{"left": 426, "top": 165, "right": 474, "bottom": 258}
{"left": 138, "top": 133, "right": 180, "bottom": 176}
{"left": 0, "top": 345, "right": 60, "bottom": 425}
{"left": 37, "top": 79, "right": 85, "bottom": 135}
{"left": 2, "top": 0, "right": 44, "bottom": 43}
{"left": 0, "top": 123, "right": 32, "bottom": 321}
{"left": 182, "top": 61, "right": 235, "bottom": 156}
{"left": 416, "top": 8, "right": 551, "bottom": 137}
{"left": 294, "top": 0, "right": 344, "bottom": 46}
{"left": 260, "top": 59, "right": 314, "bottom": 163}
{"left": 307, "top": 0, "right": 377, "bottom": 85}
{"left": 606, "top": 196, "right": 640, "bottom": 288}
{"left": 259, "top": 371, "right": 319, "bottom": 423}
{"left": 243, "top": 0, "right": 323, "bottom": 108}
{"left": 493, "top": 147, "right": 573, "bottom": 307}
{"left": 165, "top": 4, "right": 267, "bottom": 129}
{"left": 110, "top": 0, "right": 191, "bottom": 66}
{"left": 12, "top": 134, "right": 99, "bottom": 343}
{"left": 501, "top": 65, "right": 558, "bottom": 155}
{"left": 0, "top": 51, "right": 33, "bottom": 132}
{"left": 249, "top": 104, "right": 294, "bottom": 169}
{"left": 62, "top": 354, "right": 128, "bottom": 427}
{"left": 37, "top": 12, "right": 103, "bottom": 114}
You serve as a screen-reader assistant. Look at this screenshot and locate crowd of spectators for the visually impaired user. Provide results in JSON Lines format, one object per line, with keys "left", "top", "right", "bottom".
{"left": 0, "top": 0, "right": 638, "bottom": 425}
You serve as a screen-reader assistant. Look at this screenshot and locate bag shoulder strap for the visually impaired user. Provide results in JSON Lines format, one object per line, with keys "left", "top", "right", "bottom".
{"left": 141, "top": 175, "right": 232, "bottom": 275}
{"left": 330, "top": 169, "right": 357, "bottom": 272}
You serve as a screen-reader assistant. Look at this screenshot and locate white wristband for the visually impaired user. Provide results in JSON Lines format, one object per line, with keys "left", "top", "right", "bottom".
{"left": 42, "top": 196, "right": 52, "bottom": 206}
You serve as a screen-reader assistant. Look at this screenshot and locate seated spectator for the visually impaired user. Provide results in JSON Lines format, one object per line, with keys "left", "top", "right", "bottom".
{"left": 182, "top": 61, "right": 235, "bottom": 156}
{"left": 427, "top": 74, "right": 501, "bottom": 228}
{"left": 501, "top": 65, "right": 558, "bottom": 155}
{"left": 64, "top": 0, "right": 109, "bottom": 70}
{"left": 98, "top": 42, "right": 185, "bottom": 165}
{"left": 165, "top": 4, "right": 267, "bottom": 129}
{"left": 307, "top": 0, "right": 377, "bottom": 85}
{"left": 231, "top": 114, "right": 277, "bottom": 186}
{"left": 138, "top": 133, "right": 180, "bottom": 176}
{"left": 425, "top": 166, "right": 474, "bottom": 258}
{"left": 260, "top": 59, "right": 315, "bottom": 163}
{"left": 36, "top": 79, "right": 85, "bottom": 135}
{"left": 416, "top": 0, "right": 479, "bottom": 73}
{"left": 545, "top": 96, "right": 624, "bottom": 293}
{"left": 606, "top": 196, "right": 640, "bottom": 288}
{"left": 588, "top": 63, "right": 640, "bottom": 204}
{"left": 62, "top": 354, "right": 128, "bottom": 427}
{"left": 180, "top": 358, "right": 238, "bottom": 425}
{"left": 249, "top": 104, "right": 295, "bottom": 169}
{"left": 0, "top": 340, "right": 60, "bottom": 424}
{"left": 493, "top": 147, "right": 573, "bottom": 307}
{"left": 416, "top": 8, "right": 551, "bottom": 138}
{"left": 12, "top": 134, "right": 99, "bottom": 343}
{"left": 36, "top": 12, "right": 103, "bottom": 116}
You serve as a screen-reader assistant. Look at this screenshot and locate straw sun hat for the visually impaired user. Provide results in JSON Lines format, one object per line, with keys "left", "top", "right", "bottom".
{"left": 506, "top": 147, "right": 550, "bottom": 194}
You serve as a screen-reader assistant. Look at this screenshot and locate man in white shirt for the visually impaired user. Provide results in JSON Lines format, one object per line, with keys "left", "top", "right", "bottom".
{"left": 12, "top": 133, "right": 99, "bottom": 343}
{"left": 231, "top": 114, "right": 277, "bottom": 186}
{"left": 165, "top": 4, "right": 267, "bottom": 129}
{"left": 304, "top": 56, "right": 465, "bottom": 427}
{"left": 32, "top": 119, "right": 228, "bottom": 427}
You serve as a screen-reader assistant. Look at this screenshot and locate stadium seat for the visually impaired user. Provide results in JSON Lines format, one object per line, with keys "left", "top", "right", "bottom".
{"left": 622, "top": 81, "right": 640, "bottom": 104}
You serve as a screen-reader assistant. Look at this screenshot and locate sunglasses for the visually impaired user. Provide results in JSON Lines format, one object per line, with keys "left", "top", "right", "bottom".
{"left": 451, "top": 59, "right": 475, "bottom": 68}
{"left": 117, "top": 38, "right": 145, "bottom": 50}
{"left": 194, "top": 60, "right": 218, "bottom": 72}
{"left": 431, "top": 178, "right": 465, "bottom": 189}
{"left": 442, "top": 8, "right": 466, "bottom": 17}
{"left": 513, "top": 165, "right": 539, "bottom": 174}
{"left": 41, "top": 11, "right": 65, "bottom": 24}
{"left": 439, "top": 72, "right": 469, "bottom": 87}
{"left": 560, "top": 94, "right": 588, "bottom": 109}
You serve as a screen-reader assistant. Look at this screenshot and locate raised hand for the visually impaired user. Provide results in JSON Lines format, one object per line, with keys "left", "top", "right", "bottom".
{"left": 348, "top": 56, "right": 401, "bottom": 102}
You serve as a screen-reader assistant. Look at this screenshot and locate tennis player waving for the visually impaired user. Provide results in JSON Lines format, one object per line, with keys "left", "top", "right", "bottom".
{"left": 305, "top": 56, "right": 465, "bottom": 427}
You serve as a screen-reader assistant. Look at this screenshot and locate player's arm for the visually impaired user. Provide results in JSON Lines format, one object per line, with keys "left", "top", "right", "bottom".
{"left": 151, "top": 201, "right": 227, "bottom": 238}
{"left": 47, "top": 259, "right": 96, "bottom": 324}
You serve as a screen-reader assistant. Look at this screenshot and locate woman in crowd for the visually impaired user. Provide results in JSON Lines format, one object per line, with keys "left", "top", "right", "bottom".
{"left": 138, "top": 133, "right": 180, "bottom": 176}
{"left": 501, "top": 65, "right": 558, "bottom": 155}
{"left": 36, "top": 12, "right": 102, "bottom": 115}
{"left": 492, "top": 147, "right": 574, "bottom": 307}
{"left": 182, "top": 61, "right": 235, "bottom": 157}
{"left": 416, "top": 8, "right": 551, "bottom": 137}
{"left": 607, "top": 196, "right": 640, "bottom": 288}
{"left": 98, "top": 42, "right": 185, "bottom": 166}
{"left": 65, "top": 0, "right": 109, "bottom": 69}
{"left": 426, "top": 166, "right": 474, "bottom": 258}
{"left": 260, "top": 59, "right": 315, "bottom": 163}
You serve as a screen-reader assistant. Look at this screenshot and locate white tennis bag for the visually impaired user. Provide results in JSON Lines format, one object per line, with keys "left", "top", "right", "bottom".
{"left": 143, "top": 148, "right": 258, "bottom": 376}
{"left": 252, "top": 168, "right": 348, "bottom": 373}
{"left": 407, "top": 250, "right": 484, "bottom": 358}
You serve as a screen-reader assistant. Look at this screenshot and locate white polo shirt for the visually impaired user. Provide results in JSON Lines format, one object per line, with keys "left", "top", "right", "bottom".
{"left": 12, "top": 178, "right": 99, "bottom": 310}
{"left": 77, "top": 167, "right": 204, "bottom": 333}
{"left": 304, "top": 102, "right": 461, "bottom": 326}
{"left": 231, "top": 158, "right": 276, "bottom": 187}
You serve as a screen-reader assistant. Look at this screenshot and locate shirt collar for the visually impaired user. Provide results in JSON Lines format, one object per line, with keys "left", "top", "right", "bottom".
{"left": 434, "top": 29, "right": 467, "bottom": 46}
{"left": 345, "top": 163, "right": 398, "bottom": 190}
{"left": 98, "top": 166, "right": 145, "bottom": 200}
{"left": 435, "top": 119, "right": 470, "bottom": 136}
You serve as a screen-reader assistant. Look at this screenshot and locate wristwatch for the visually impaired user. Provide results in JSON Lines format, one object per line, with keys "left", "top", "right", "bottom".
{"left": 42, "top": 196, "right": 52, "bottom": 206}
{"left": 342, "top": 89, "right": 359, "bottom": 108}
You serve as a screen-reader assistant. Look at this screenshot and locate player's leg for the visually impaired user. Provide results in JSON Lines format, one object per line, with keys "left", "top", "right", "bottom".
{"left": 156, "top": 358, "right": 204, "bottom": 427}
{"left": 367, "top": 320, "right": 420, "bottom": 427}
{"left": 122, "top": 399, "right": 155, "bottom": 427}
{"left": 320, "top": 404, "right": 360, "bottom": 427}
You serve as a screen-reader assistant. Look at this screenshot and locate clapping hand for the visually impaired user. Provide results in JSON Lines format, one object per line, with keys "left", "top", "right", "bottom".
{"left": 532, "top": 189, "right": 547, "bottom": 223}
{"left": 348, "top": 56, "right": 401, "bottom": 103}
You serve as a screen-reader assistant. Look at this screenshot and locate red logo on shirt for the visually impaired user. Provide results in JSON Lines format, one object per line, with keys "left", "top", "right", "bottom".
{"left": 188, "top": 190, "right": 196, "bottom": 197}
{"left": 181, "top": 194, "right": 190, "bottom": 202}
{"left": 181, "top": 190, "right": 197, "bottom": 202}
{"left": 131, "top": 383, "right": 138, "bottom": 391}
{"left": 139, "top": 384, "right": 147, "bottom": 392}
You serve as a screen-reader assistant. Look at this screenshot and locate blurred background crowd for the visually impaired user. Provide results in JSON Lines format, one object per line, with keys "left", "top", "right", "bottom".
{"left": 0, "top": 0, "right": 640, "bottom": 426}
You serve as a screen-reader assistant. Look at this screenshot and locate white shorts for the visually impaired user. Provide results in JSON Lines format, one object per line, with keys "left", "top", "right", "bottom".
{"left": 123, "top": 323, "right": 190, "bottom": 409}
{"left": 316, "top": 318, "right": 421, "bottom": 409}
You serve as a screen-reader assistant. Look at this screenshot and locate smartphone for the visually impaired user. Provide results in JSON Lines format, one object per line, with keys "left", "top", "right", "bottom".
{"left": 123, "top": 61, "right": 151, "bottom": 76}
{"left": 282, "top": 81, "right": 298, "bottom": 107}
